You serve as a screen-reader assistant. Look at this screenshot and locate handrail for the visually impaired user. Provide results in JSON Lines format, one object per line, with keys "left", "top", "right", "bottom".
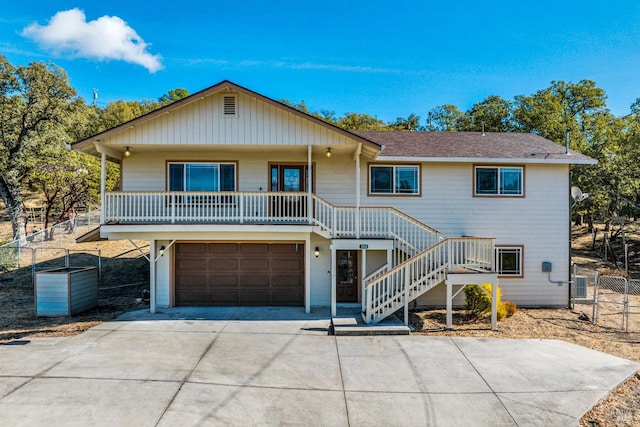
{"left": 104, "top": 192, "right": 445, "bottom": 247}
{"left": 363, "top": 237, "right": 495, "bottom": 323}
{"left": 363, "top": 263, "right": 389, "bottom": 284}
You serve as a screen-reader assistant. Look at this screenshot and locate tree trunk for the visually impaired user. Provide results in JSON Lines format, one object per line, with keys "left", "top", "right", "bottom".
{"left": 0, "top": 175, "right": 26, "bottom": 242}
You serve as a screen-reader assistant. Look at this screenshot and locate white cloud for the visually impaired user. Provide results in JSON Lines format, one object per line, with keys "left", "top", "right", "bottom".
{"left": 21, "top": 8, "right": 163, "bottom": 73}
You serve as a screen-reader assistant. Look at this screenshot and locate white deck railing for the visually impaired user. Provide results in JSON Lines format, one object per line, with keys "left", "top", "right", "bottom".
{"left": 103, "top": 192, "right": 443, "bottom": 244}
{"left": 363, "top": 237, "right": 495, "bottom": 323}
{"left": 104, "top": 191, "right": 311, "bottom": 224}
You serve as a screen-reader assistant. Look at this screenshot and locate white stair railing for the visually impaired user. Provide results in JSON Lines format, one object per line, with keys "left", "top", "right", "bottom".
{"left": 364, "top": 237, "right": 495, "bottom": 324}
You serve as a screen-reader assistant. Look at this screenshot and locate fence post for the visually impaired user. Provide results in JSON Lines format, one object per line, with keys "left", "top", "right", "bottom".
{"left": 65, "top": 249, "right": 70, "bottom": 268}
{"left": 592, "top": 272, "right": 599, "bottom": 324}
{"left": 623, "top": 278, "right": 629, "bottom": 332}
{"left": 31, "top": 248, "right": 36, "bottom": 287}
{"left": 98, "top": 249, "right": 102, "bottom": 279}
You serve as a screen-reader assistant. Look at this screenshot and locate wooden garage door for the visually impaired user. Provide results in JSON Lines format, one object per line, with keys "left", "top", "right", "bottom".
{"left": 174, "top": 243, "right": 304, "bottom": 306}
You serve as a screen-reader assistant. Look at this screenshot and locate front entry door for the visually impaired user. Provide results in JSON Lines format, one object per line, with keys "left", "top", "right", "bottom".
{"left": 271, "top": 164, "right": 309, "bottom": 218}
{"left": 336, "top": 250, "right": 358, "bottom": 302}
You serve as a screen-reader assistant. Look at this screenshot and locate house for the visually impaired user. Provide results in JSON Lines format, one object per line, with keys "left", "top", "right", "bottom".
{"left": 72, "top": 80, "right": 596, "bottom": 326}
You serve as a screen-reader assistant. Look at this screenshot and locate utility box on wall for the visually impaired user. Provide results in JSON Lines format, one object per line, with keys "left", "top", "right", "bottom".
{"left": 541, "top": 261, "right": 552, "bottom": 272}
{"left": 35, "top": 267, "right": 98, "bottom": 317}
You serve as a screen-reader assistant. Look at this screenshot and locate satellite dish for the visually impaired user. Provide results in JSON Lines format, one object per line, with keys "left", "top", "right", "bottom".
{"left": 571, "top": 186, "right": 588, "bottom": 207}
{"left": 571, "top": 186, "right": 583, "bottom": 201}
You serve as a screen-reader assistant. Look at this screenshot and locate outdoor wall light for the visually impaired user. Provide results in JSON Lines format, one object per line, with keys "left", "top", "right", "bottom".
{"left": 325, "top": 147, "right": 331, "bottom": 158}
{"left": 314, "top": 247, "right": 320, "bottom": 258}
{"left": 159, "top": 245, "right": 165, "bottom": 257}
{"left": 124, "top": 147, "right": 131, "bottom": 157}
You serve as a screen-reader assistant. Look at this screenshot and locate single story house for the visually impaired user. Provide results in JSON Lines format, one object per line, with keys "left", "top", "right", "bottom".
{"left": 72, "top": 80, "right": 595, "bottom": 325}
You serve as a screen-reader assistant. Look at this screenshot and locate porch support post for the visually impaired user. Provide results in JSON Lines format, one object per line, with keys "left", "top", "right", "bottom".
{"left": 100, "top": 152, "right": 106, "bottom": 224}
{"left": 307, "top": 145, "right": 313, "bottom": 225}
{"left": 331, "top": 244, "right": 337, "bottom": 317}
{"left": 354, "top": 143, "right": 361, "bottom": 239}
{"left": 305, "top": 236, "right": 311, "bottom": 313}
{"left": 491, "top": 280, "right": 498, "bottom": 331}
{"left": 445, "top": 279, "right": 453, "bottom": 330}
{"left": 361, "top": 248, "right": 367, "bottom": 312}
{"left": 150, "top": 239, "right": 156, "bottom": 314}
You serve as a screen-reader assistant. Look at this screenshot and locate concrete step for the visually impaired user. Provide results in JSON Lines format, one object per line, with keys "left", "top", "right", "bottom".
{"left": 331, "top": 314, "right": 410, "bottom": 336}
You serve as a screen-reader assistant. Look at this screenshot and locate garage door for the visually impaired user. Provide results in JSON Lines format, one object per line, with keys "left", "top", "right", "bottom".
{"left": 174, "top": 243, "right": 304, "bottom": 306}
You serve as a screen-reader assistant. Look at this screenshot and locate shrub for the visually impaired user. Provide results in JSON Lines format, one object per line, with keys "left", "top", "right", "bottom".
{"left": 0, "top": 247, "right": 18, "bottom": 272}
{"left": 504, "top": 301, "right": 517, "bottom": 317}
{"left": 464, "top": 284, "right": 514, "bottom": 320}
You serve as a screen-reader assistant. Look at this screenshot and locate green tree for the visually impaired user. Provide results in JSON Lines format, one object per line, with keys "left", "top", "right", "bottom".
{"left": 158, "top": 88, "right": 189, "bottom": 106}
{"left": 336, "top": 112, "right": 390, "bottom": 130}
{"left": 426, "top": 105, "right": 464, "bottom": 131}
{"left": 512, "top": 80, "right": 627, "bottom": 222}
{"left": 390, "top": 113, "right": 422, "bottom": 131}
{"left": 462, "top": 95, "right": 514, "bottom": 132}
{"left": 0, "top": 55, "right": 77, "bottom": 240}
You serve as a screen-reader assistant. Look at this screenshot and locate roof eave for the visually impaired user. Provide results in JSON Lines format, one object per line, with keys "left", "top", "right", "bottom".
{"left": 375, "top": 156, "right": 598, "bottom": 165}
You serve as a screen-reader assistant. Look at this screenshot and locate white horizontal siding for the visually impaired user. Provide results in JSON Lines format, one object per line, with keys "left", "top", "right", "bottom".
{"left": 359, "top": 163, "right": 571, "bottom": 306}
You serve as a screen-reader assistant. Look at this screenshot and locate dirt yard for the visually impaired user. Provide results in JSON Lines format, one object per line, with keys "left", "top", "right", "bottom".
{"left": 0, "top": 223, "right": 639, "bottom": 426}
{"left": 0, "top": 239, "right": 149, "bottom": 342}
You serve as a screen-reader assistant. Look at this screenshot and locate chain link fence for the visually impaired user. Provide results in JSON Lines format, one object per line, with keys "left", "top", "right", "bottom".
{"left": 594, "top": 275, "right": 628, "bottom": 330}
{"left": 572, "top": 265, "right": 640, "bottom": 333}
{"left": 0, "top": 209, "right": 102, "bottom": 281}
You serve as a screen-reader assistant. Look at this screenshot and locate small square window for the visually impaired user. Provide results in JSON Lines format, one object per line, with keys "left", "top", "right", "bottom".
{"left": 496, "top": 246, "right": 523, "bottom": 277}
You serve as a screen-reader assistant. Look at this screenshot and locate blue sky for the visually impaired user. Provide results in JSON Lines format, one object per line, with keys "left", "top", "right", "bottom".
{"left": 3, "top": 1, "right": 640, "bottom": 123}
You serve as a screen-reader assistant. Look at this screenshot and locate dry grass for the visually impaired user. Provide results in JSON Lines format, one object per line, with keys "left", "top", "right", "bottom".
{"left": 0, "top": 240, "right": 149, "bottom": 342}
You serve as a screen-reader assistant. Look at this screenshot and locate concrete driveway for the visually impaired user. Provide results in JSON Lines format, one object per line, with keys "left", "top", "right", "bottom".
{"left": 0, "top": 307, "right": 637, "bottom": 426}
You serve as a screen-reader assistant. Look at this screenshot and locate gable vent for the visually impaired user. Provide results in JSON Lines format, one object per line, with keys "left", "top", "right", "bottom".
{"left": 223, "top": 95, "right": 237, "bottom": 116}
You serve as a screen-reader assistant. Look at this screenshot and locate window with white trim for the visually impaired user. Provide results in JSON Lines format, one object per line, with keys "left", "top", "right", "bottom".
{"left": 168, "top": 162, "right": 236, "bottom": 192}
{"left": 496, "top": 246, "right": 522, "bottom": 277}
{"left": 475, "top": 166, "right": 523, "bottom": 196}
{"left": 369, "top": 165, "right": 420, "bottom": 195}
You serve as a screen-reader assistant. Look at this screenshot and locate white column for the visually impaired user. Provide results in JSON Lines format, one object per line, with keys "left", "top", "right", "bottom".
{"left": 491, "top": 280, "right": 498, "bottom": 331}
{"left": 100, "top": 152, "right": 106, "bottom": 224}
{"left": 355, "top": 149, "right": 361, "bottom": 239}
{"left": 445, "top": 280, "right": 452, "bottom": 330}
{"left": 307, "top": 145, "right": 313, "bottom": 225}
{"left": 305, "top": 236, "right": 311, "bottom": 313}
{"left": 331, "top": 245, "right": 337, "bottom": 317}
{"left": 150, "top": 239, "right": 156, "bottom": 314}
{"left": 361, "top": 249, "right": 367, "bottom": 312}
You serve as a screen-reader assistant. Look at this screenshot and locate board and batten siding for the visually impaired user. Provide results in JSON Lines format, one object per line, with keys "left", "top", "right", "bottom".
{"left": 106, "top": 92, "right": 355, "bottom": 148}
{"left": 360, "top": 162, "right": 571, "bottom": 307}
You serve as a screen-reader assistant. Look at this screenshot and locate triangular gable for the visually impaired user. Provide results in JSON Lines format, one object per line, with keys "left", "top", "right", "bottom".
{"left": 73, "top": 80, "right": 380, "bottom": 160}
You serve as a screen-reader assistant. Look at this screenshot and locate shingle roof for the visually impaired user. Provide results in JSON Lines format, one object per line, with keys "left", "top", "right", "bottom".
{"left": 351, "top": 131, "right": 596, "bottom": 164}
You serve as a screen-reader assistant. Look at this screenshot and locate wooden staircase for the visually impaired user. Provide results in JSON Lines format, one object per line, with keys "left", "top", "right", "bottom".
{"left": 363, "top": 237, "right": 495, "bottom": 324}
